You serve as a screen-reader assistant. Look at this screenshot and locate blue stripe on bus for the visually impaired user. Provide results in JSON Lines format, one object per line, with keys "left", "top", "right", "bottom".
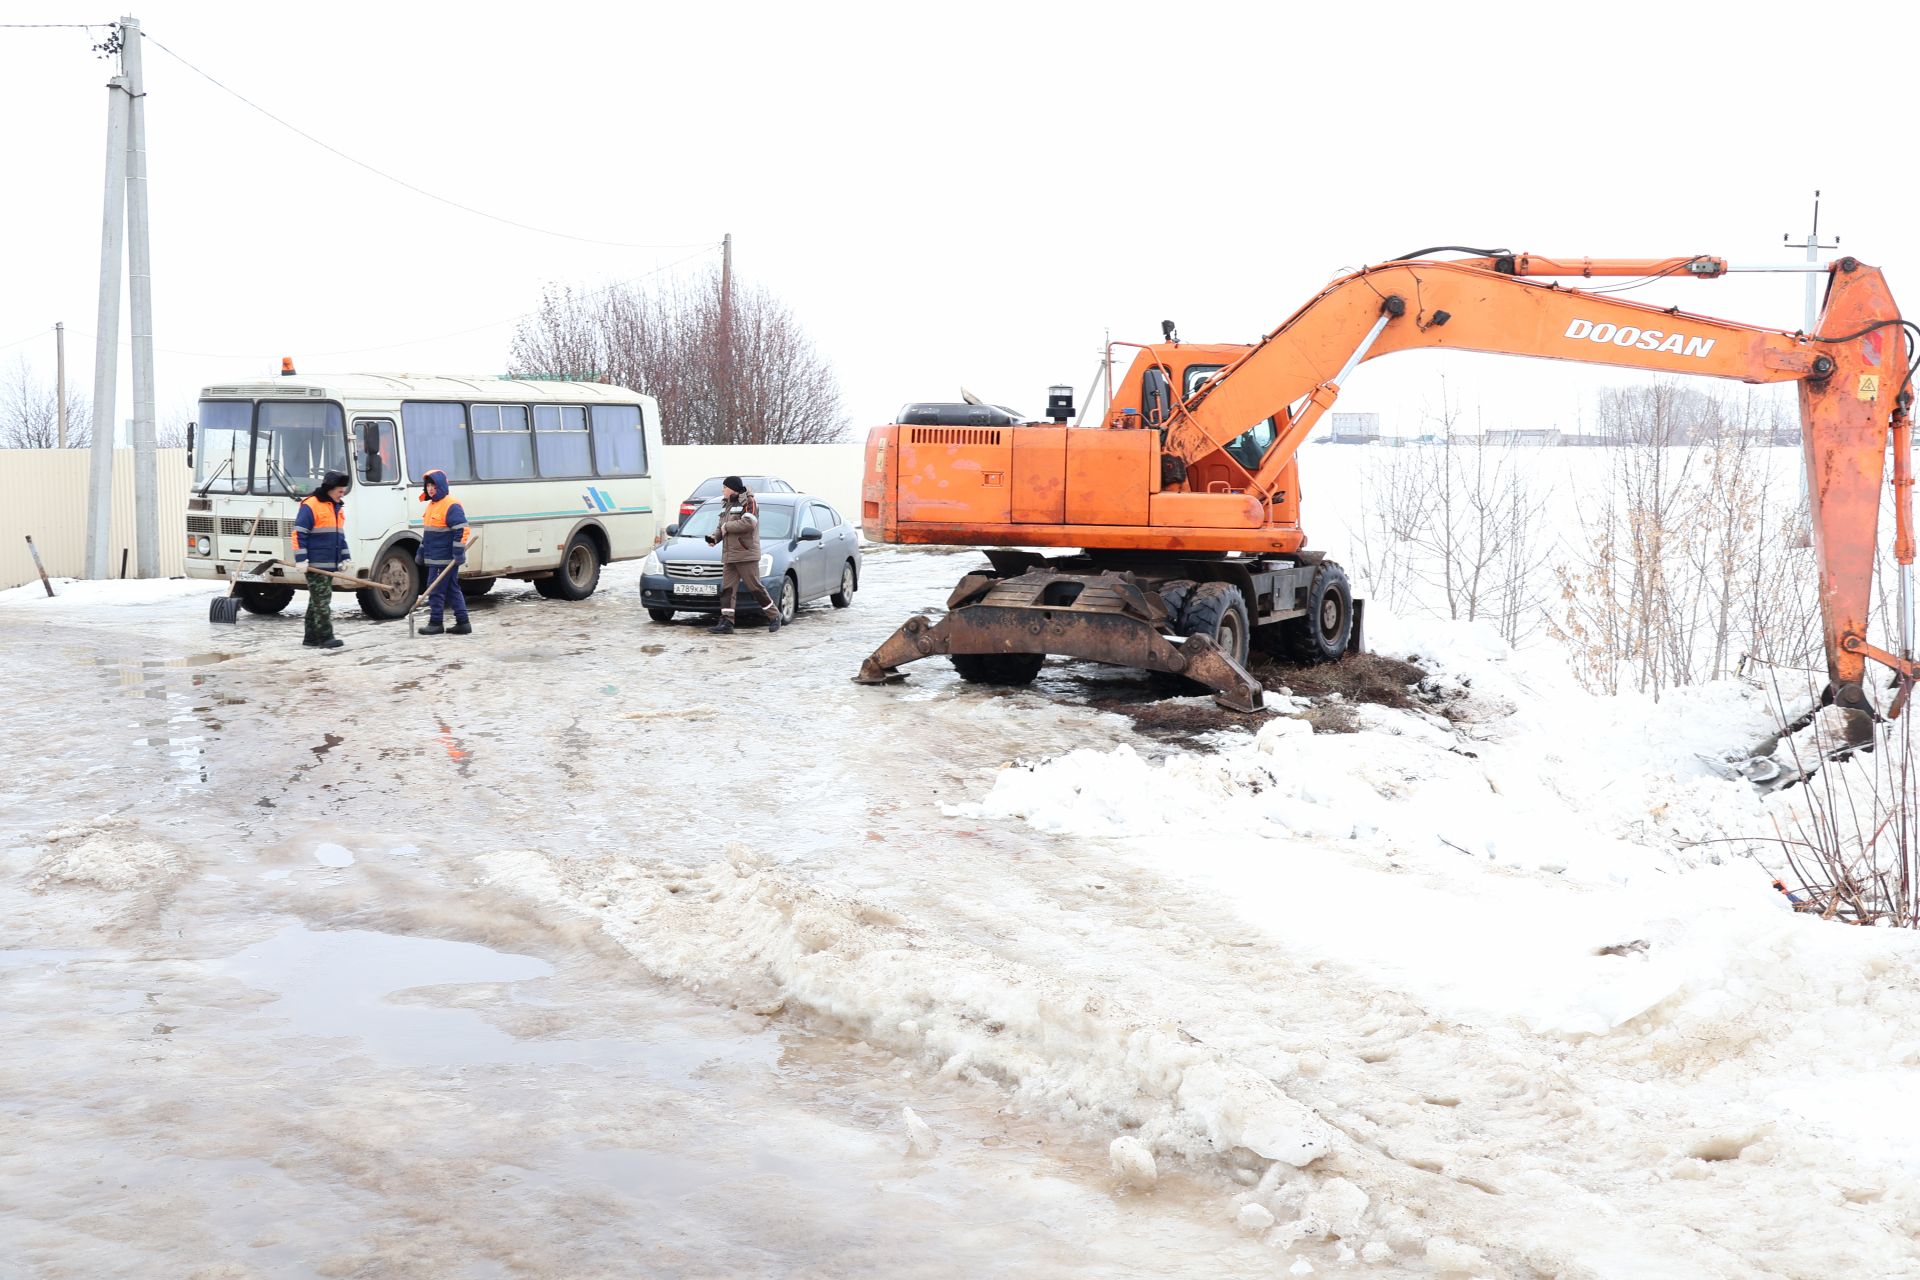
{"left": 405, "top": 505, "right": 652, "bottom": 526}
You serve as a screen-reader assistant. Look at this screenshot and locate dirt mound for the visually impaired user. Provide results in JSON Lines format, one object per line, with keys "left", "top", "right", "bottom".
{"left": 1091, "top": 652, "right": 1436, "bottom": 742}
{"left": 1251, "top": 652, "right": 1430, "bottom": 712}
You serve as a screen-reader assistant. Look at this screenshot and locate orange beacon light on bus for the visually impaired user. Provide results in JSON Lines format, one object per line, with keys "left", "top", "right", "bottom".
{"left": 281, "top": 357, "right": 296, "bottom": 376}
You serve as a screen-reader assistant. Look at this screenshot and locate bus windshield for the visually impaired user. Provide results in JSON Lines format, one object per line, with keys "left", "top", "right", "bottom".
{"left": 194, "top": 401, "right": 251, "bottom": 494}
{"left": 254, "top": 402, "right": 347, "bottom": 496}
{"left": 193, "top": 400, "right": 349, "bottom": 496}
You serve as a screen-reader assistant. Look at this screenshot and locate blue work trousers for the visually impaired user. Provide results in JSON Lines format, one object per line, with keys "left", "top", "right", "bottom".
{"left": 426, "top": 560, "right": 467, "bottom": 624}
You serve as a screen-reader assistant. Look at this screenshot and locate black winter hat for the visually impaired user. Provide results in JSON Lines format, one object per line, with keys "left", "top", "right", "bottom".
{"left": 312, "top": 470, "right": 350, "bottom": 500}
{"left": 723, "top": 475, "right": 745, "bottom": 494}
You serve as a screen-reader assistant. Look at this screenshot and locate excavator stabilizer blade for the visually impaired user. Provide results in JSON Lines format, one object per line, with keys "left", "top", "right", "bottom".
{"left": 855, "top": 591, "right": 1266, "bottom": 712}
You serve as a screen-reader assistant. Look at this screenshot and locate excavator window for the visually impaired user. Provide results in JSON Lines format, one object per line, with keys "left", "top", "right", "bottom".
{"left": 1226, "top": 418, "right": 1277, "bottom": 470}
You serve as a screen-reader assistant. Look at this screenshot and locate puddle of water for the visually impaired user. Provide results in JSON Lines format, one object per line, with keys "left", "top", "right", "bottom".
{"left": 215, "top": 925, "right": 768, "bottom": 1080}
{"left": 0, "top": 947, "right": 106, "bottom": 972}
{"left": 313, "top": 842, "right": 355, "bottom": 868}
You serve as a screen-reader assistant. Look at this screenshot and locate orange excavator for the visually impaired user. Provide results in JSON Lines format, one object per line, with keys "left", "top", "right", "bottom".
{"left": 856, "top": 248, "right": 1917, "bottom": 745}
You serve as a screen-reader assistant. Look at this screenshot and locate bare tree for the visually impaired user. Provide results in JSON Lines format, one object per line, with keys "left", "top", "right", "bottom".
{"left": 511, "top": 269, "right": 847, "bottom": 445}
{"left": 0, "top": 357, "right": 90, "bottom": 449}
{"left": 157, "top": 403, "right": 193, "bottom": 450}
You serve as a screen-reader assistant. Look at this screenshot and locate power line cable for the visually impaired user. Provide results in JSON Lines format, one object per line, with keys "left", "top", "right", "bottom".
{"left": 139, "top": 30, "right": 715, "bottom": 251}
{"left": 68, "top": 245, "right": 719, "bottom": 362}
{"left": 0, "top": 327, "right": 52, "bottom": 353}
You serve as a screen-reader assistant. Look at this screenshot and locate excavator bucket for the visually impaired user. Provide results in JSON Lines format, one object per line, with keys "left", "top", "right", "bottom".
{"left": 855, "top": 568, "right": 1265, "bottom": 712}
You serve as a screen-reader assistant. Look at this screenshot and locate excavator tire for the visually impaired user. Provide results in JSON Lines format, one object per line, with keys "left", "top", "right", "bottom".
{"left": 1158, "top": 579, "right": 1198, "bottom": 626}
{"left": 951, "top": 651, "right": 1046, "bottom": 686}
{"left": 1273, "top": 562, "right": 1353, "bottom": 664}
{"left": 1179, "top": 582, "right": 1252, "bottom": 668}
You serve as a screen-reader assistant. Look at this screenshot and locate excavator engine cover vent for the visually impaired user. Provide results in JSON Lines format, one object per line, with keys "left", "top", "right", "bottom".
{"left": 908, "top": 426, "right": 1005, "bottom": 446}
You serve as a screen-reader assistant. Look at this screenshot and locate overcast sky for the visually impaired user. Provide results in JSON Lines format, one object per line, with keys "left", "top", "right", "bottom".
{"left": 3, "top": 0, "right": 1916, "bottom": 443}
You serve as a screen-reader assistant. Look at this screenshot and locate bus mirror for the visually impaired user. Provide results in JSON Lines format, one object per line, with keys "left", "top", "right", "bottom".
{"left": 359, "top": 422, "right": 383, "bottom": 483}
{"left": 185, "top": 424, "right": 195, "bottom": 468}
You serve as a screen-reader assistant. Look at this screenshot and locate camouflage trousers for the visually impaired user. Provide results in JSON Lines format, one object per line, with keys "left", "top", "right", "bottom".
{"left": 304, "top": 572, "right": 335, "bottom": 643}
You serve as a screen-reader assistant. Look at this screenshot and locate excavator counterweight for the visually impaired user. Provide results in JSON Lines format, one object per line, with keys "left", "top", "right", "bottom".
{"left": 857, "top": 248, "right": 1914, "bottom": 743}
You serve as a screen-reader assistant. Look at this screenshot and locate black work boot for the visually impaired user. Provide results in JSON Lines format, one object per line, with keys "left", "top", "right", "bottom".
{"left": 450, "top": 619, "right": 472, "bottom": 636}
{"left": 420, "top": 621, "right": 445, "bottom": 636}
{"left": 766, "top": 611, "right": 782, "bottom": 634}
{"left": 706, "top": 616, "right": 735, "bottom": 635}
{"left": 320, "top": 637, "right": 344, "bottom": 650}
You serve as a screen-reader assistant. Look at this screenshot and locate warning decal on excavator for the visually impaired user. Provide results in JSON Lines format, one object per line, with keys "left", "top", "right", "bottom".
{"left": 1859, "top": 374, "right": 1881, "bottom": 402}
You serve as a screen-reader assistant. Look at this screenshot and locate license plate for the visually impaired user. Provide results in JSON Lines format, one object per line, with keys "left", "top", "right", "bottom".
{"left": 673, "top": 583, "right": 718, "bottom": 596}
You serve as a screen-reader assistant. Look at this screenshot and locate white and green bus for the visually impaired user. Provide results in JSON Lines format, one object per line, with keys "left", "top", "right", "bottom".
{"left": 185, "top": 374, "right": 664, "bottom": 618}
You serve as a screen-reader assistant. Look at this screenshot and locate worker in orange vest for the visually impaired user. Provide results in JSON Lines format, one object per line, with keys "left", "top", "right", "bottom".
{"left": 417, "top": 468, "right": 472, "bottom": 635}
{"left": 293, "top": 471, "right": 350, "bottom": 650}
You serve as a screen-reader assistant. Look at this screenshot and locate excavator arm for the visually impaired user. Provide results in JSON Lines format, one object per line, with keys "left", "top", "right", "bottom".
{"left": 1149, "top": 253, "right": 1913, "bottom": 723}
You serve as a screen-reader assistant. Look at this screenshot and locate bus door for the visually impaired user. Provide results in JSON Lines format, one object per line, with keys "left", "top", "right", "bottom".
{"left": 351, "top": 417, "right": 405, "bottom": 559}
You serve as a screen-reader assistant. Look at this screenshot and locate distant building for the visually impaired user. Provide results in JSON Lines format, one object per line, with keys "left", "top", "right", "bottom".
{"left": 1484, "top": 428, "right": 1562, "bottom": 447}
{"left": 1329, "top": 412, "right": 1380, "bottom": 444}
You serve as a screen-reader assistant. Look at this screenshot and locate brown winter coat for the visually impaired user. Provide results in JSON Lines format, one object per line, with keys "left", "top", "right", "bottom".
{"left": 715, "top": 492, "right": 762, "bottom": 564}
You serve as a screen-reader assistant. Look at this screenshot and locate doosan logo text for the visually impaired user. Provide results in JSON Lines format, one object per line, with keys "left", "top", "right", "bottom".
{"left": 1564, "top": 319, "right": 1716, "bottom": 358}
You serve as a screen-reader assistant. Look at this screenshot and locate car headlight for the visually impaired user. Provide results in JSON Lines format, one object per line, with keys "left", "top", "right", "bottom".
{"left": 642, "top": 551, "right": 662, "bottom": 575}
{"left": 758, "top": 553, "right": 772, "bottom": 577}
{"left": 195, "top": 535, "right": 211, "bottom": 556}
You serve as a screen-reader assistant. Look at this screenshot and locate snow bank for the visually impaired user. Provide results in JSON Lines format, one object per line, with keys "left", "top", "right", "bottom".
{"left": 0, "top": 575, "right": 219, "bottom": 612}
{"left": 483, "top": 845, "right": 1338, "bottom": 1171}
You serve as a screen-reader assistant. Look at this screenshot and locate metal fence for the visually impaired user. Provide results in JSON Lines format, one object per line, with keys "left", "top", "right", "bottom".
{"left": 0, "top": 448, "right": 191, "bottom": 589}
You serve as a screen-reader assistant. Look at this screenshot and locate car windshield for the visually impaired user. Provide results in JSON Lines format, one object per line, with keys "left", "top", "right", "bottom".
{"left": 678, "top": 502, "right": 795, "bottom": 541}
{"left": 691, "top": 475, "right": 778, "bottom": 499}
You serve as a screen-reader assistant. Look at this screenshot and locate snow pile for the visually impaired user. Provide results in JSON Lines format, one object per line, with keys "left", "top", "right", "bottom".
{"left": 0, "top": 575, "right": 218, "bottom": 611}
{"left": 30, "top": 819, "right": 187, "bottom": 895}
{"left": 483, "top": 844, "right": 1338, "bottom": 1171}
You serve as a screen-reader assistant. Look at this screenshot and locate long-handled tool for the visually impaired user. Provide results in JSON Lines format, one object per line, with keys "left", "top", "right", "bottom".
{"left": 407, "top": 528, "right": 482, "bottom": 637}
{"left": 209, "top": 507, "right": 271, "bottom": 624}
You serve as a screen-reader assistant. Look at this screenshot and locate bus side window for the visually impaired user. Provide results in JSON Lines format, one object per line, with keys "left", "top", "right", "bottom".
{"left": 356, "top": 419, "right": 396, "bottom": 484}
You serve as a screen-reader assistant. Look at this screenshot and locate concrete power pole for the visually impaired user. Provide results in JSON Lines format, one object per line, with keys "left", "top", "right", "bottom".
{"left": 719, "top": 231, "right": 735, "bottom": 443}
{"left": 123, "top": 15, "right": 159, "bottom": 578}
{"left": 84, "top": 62, "right": 131, "bottom": 580}
{"left": 55, "top": 322, "right": 67, "bottom": 450}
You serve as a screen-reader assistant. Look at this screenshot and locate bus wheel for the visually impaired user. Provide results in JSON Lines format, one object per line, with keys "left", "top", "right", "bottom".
{"left": 357, "top": 547, "right": 421, "bottom": 620}
{"left": 461, "top": 577, "right": 496, "bottom": 597}
{"left": 237, "top": 584, "right": 296, "bottom": 615}
{"left": 546, "top": 533, "right": 602, "bottom": 601}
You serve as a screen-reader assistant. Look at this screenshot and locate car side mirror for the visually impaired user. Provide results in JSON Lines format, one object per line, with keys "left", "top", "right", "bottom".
{"left": 665, "top": 523, "right": 681, "bottom": 538}
{"left": 799, "top": 528, "right": 822, "bottom": 542}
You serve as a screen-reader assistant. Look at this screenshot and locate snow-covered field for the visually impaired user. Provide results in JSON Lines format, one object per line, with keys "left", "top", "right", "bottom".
{"left": 5, "top": 521, "right": 1919, "bottom": 1277}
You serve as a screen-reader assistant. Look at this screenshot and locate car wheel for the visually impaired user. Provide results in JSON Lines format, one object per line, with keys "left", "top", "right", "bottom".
{"left": 777, "top": 574, "right": 798, "bottom": 624}
{"left": 830, "top": 561, "right": 856, "bottom": 608}
{"left": 546, "top": 533, "right": 602, "bottom": 601}
{"left": 647, "top": 607, "right": 676, "bottom": 623}
{"left": 237, "top": 584, "right": 296, "bottom": 615}
{"left": 356, "top": 546, "right": 420, "bottom": 620}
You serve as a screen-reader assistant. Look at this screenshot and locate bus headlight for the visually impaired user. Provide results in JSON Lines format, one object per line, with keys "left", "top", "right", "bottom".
{"left": 641, "top": 551, "right": 662, "bottom": 575}
{"left": 758, "top": 553, "right": 772, "bottom": 578}
{"left": 194, "top": 535, "right": 212, "bottom": 556}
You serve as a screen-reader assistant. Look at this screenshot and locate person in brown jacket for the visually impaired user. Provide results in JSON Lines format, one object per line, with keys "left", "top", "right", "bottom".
{"left": 705, "top": 476, "right": 781, "bottom": 635}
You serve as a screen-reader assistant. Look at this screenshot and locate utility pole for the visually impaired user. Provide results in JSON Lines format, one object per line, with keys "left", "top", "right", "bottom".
{"left": 84, "top": 56, "right": 131, "bottom": 580}
{"left": 1784, "top": 191, "right": 1840, "bottom": 551}
{"left": 83, "top": 16, "right": 161, "bottom": 579}
{"left": 718, "top": 231, "right": 735, "bottom": 443}
{"left": 123, "top": 14, "right": 158, "bottom": 578}
{"left": 55, "top": 322, "right": 67, "bottom": 450}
